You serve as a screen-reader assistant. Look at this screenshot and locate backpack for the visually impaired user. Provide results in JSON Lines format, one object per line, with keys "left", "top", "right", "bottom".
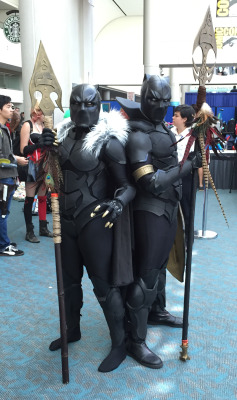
{"left": 12, "top": 120, "right": 33, "bottom": 156}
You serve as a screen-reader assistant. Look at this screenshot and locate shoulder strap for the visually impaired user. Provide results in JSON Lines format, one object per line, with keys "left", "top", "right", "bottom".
{"left": 26, "top": 120, "right": 33, "bottom": 133}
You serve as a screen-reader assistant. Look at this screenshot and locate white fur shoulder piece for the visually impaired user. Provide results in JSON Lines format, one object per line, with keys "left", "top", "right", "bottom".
{"left": 82, "top": 110, "right": 129, "bottom": 158}
{"left": 56, "top": 118, "right": 75, "bottom": 143}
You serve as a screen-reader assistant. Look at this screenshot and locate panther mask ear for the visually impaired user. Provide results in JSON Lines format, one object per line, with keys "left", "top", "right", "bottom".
{"left": 143, "top": 74, "right": 151, "bottom": 82}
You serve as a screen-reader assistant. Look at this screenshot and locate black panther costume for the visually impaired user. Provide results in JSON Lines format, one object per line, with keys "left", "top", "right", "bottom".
{"left": 48, "top": 84, "right": 135, "bottom": 373}
{"left": 117, "top": 75, "right": 199, "bottom": 369}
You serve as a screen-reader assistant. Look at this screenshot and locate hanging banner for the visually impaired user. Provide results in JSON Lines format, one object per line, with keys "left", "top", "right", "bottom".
{"left": 216, "top": 0, "right": 237, "bottom": 17}
{"left": 3, "top": 14, "right": 20, "bottom": 43}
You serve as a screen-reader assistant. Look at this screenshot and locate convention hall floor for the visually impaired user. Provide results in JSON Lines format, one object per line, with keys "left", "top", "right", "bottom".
{"left": 1, "top": 189, "right": 236, "bottom": 400}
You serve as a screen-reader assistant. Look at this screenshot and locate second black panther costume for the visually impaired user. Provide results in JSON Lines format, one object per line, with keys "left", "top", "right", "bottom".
{"left": 117, "top": 74, "right": 200, "bottom": 369}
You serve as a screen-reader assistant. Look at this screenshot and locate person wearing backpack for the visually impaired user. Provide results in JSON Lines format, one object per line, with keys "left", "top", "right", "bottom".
{"left": 20, "top": 104, "right": 53, "bottom": 243}
{"left": 0, "top": 95, "right": 27, "bottom": 256}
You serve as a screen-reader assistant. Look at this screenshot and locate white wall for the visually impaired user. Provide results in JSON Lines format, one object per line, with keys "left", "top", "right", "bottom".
{"left": 94, "top": 16, "right": 144, "bottom": 86}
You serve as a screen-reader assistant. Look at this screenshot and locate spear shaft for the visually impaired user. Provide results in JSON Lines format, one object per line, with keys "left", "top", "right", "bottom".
{"left": 51, "top": 194, "right": 69, "bottom": 383}
{"left": 29, "top": 41, "right": 69, "bottom": 383}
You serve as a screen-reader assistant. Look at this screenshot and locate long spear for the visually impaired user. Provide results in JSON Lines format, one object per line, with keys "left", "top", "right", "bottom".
{"left": 29, "top": 41, "right": 69, "bottom": 383}
{"left": 179, "top": 7, "right": 218, "bottom": 361}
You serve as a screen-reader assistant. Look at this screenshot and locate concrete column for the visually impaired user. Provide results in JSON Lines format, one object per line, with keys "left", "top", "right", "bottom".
{"left": 143, "top": 0, "right": 160, "bottom": 75}
{"left": 181, "top": 85, "right": 191, "bottom": 104}
{"left": 19, "top": 0, "right": 94, "bottom": 122}
{"left": 169, "top": 67, "right": 181, "bottom": 106}
{"left": 79, "top": 0, "right": 94, "bottom": 83}
{"left": 103, "top": 90, "right": 110, "bottom": 101}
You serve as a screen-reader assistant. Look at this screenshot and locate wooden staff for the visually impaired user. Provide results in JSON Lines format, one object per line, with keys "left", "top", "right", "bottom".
{"left": 180, "top": 7, "right": 217, "bottom": 361}
{"left": 29, "top": 41, "right": 69, "bottom": 383}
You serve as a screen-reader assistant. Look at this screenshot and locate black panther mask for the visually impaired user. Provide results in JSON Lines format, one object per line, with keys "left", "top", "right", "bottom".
{"left": 70, "top": 84, "right": 101, "bottom": 128}
{"left": 140, "top": 75, "right": 171, "bottom": 123}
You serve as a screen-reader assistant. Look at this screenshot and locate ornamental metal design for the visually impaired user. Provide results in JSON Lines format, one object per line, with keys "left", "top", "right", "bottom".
{"left": 3, "top": 14, "right": 20, "bottom": 43}
{"left": 29, "top": 41, "right": 63, "bottom": 116}
{"left": 192, "top": 7, "right": 217, "bottom": 86}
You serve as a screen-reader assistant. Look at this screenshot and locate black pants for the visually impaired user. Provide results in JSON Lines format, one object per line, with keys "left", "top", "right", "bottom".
{"left": 60, "top": 215, "right": 114, "bottom": 329}
{"left": 133, "top": 211, "right": 177, "bottom": 279}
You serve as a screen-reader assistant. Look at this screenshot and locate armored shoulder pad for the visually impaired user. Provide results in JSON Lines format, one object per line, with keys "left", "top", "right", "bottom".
{"left": 104, "top": 137, "right": 126, "bottom": 164}
{"left": 126, "top": 131, "right": 152, "bottom": 163}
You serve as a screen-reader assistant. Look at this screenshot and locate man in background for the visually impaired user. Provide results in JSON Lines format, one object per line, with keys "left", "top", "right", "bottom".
{"left": 0, "top": 95, "right": 27, "bottom": 256}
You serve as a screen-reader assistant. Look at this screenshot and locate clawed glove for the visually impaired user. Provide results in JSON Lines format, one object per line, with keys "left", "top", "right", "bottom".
{"left": 188, "top": 151, "right": 202, "bottom": 169}
{"left": 90, "top": 199, "right": 123, "bottom": 228}
{"left": 39, "top": 128, "right": 55, "bottom": 147}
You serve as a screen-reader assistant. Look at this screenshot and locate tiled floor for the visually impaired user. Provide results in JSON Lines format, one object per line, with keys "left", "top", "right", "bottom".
{"left": 1, "top": 189, "right": 236, "bottom": 400}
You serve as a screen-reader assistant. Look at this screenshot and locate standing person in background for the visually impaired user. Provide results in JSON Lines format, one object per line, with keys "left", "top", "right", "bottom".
{"left": 171, "top": 104, "right": 195, "bottom": 244}
{"left": 0, "top": 95, "right": 27, "bottom": 256}
{"left": 10, "top": 109, "right": 21, "bottom": 141}
{"left": 230, "top": 85, "right": 237, "bottom": 92}
{"left": 20, "top": 104, "right": 53, "bottom": 243}
{"left": 20, "top": 112, "right": 25, "bottom": 125}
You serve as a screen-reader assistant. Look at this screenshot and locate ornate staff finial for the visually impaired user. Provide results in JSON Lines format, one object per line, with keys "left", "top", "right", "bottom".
{"left": 192, "top": 6, "right": 217, "bottom": 87}
{"left": 29, "top": 41, "right": 63, "bottom": 116}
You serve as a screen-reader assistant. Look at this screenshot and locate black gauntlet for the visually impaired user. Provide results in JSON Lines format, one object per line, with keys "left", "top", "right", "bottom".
{"left": 149, "top": 160, "right": 193, "bottom": 196}
{"left": 39, "top": 128, "right": 55, "bottom": 146}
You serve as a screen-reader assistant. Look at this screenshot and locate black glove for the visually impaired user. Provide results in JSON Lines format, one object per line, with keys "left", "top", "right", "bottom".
{"left": 38, "top": 128, "right": 55, "bottom": 146}
{"left": 90, "top": 199, "right": 123, "bottom": 228}
{"left": 188, "top": 151, "right": 202, "bottom": 169}
{"left": 23, "top": 143, "right": 41, "bottom": 157}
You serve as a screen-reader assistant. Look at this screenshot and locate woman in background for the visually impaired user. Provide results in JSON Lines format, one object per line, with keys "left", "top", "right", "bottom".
{"left": 20, "top": 104, "right": 52, "bottom": 243}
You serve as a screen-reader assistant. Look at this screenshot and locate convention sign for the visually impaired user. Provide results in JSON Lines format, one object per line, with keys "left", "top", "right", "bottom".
{"left": 215, "top": 26, "right": 237, "bottom": 48}
{"left": 3, "top": 14, "right": 20, "bottom": 43}
{"left": 216, "top": 0, "right": 237, "bottom": 17}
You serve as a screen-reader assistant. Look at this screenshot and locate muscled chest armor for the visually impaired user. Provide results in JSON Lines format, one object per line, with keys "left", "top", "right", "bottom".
{"left": 58, "top": 131, "right": 113, "bottom": 220}
{"left": 149, "top": 130, "right": 178, "bottom": 171}
{"left": 127, "top": 120, "right": 182, "bottom": 221}
{"left": 127, "top": 120, "right": 178, "bottom": 169}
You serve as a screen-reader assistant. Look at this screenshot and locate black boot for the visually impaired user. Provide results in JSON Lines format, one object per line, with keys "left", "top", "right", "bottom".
{"left": 92, "top": 277, "right": 126, "bottom": 373}
{"left": 126, "top": 273, "right": 163, "bottom": 369}
{"left": 25, "top": 223, "right": 40, "bottom": 243}
{"left": 49, "top": 325, "right": 81, "bottom": 351}
{"left": 39, "top": 220, "right": 53, "bottom": 237}
{"left": 148, "top": 264, "right": 183, "bottom": 328}
{"left": 49, "top": 284, "right": 83, "bottom": 351}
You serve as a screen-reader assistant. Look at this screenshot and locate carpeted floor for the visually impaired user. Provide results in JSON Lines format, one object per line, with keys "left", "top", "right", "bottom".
{"left": 0, "top": 189, "right": 236, "bottom": 400}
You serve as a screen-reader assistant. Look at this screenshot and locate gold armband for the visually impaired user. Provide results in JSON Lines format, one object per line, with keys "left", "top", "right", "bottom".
{"left": 132, "top": 164, "right": 154, "bottom": 182}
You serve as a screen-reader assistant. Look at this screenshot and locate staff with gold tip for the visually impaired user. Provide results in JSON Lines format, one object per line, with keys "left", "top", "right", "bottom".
{"left": 179, "top": 6, "right": 228, "bottom": 362}
{"left": 29, "top": 41, "right": 69, "bottom": 384}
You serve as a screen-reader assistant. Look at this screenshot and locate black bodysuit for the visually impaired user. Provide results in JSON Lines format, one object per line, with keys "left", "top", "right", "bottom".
{"left": 58, "top": 124, "right": 135, "bottom": 330}
{"left": 126, "top": 119, "right": 181, "bottom": 277}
